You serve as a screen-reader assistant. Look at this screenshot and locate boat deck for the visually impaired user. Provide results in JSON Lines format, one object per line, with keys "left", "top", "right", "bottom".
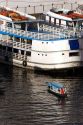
{"left": 0, "top": 23, "right": 81, "bottom": 41}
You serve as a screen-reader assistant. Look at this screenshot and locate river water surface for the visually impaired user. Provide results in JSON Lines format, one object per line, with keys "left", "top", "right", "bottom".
{"left": 0, "top": 64, "right": 83, "bottom": 125}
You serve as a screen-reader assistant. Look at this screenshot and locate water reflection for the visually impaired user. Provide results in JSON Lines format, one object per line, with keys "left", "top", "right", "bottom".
{"left": 0, "top": 64, "right": 83, "bottom": 124}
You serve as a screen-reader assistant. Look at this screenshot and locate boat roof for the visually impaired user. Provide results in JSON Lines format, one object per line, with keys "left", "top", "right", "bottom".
{"left": 0, "top": 14, "right": 12, "bottom": 22}
{"left": 0, "top": 5, "right": 36, "bottom": 22}
{"left": 45, "top": 11, "right": 72, "bottom": 21}
{"left": 13, "top": 19, "right": 44, "bottom": 24}
{"left": 4, "top": 6, "right": 36, "bottom": 20}
{"left": 48, "top": 8, "right": 83, "bottom": 20}
{"left": 73, "top": 18, "right": 83, "bottom": 21}
{"left": 48, "top": 82, "right": 64, "bottom": 89}
{"left": 50, "top": 8, "right": 72, "bottom": 14}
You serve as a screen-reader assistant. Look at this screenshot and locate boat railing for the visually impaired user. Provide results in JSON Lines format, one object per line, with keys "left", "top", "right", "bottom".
{"left": 0, "top": 25, "right": 73, "bottom": 40}
{"left": 0, "top": 26, "right": 60, "bottom": 40}
{"left": 39, "top": 24, "right": 82, "bottom": 38}
{"left": 0, "top": 39, "right": 32, "bottom": 51}
{"left": 40, "top": 24, "right": 72, "bottom": 33}
{"left": 13, "top": 53, "right": 31, "bottom": 62}
{"left": 0, "top": 25, "right": 81, "bottom": 41}
{"left": 13, "top": 53, "right": 25, "bottom": 61}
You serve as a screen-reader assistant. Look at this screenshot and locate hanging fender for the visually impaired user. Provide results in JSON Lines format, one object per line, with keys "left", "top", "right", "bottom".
{"left": 23, "top": 60, "right": 27, "bottom": 67}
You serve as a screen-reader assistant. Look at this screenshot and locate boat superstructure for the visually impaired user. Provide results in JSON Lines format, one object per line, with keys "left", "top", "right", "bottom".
{"left": 0, "top": 6, "right": 83, "bottom": 71}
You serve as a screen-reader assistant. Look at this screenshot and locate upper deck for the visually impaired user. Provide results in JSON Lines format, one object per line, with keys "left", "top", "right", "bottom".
{"left": 0, "top": 19, "right": 81, "bottom": 41}
{"left": 0, "top": 6, "right": 83, "bottom": 41}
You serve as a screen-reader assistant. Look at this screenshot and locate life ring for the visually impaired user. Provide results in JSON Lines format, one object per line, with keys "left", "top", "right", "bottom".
{"left": 23, "top": 60, "right": 27, "bottom": 67}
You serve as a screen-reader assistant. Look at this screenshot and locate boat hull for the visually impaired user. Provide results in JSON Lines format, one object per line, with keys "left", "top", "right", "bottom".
{"left": 0, "top": 57, "right": 83, "bottom": 76}
{"left": 48, "top": 89, "right": 67, "bottom": 98}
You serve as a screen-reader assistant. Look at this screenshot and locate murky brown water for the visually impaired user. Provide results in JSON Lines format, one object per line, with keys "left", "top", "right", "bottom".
{"left": 0, "top": 64, "right": 83, "bottom": 125}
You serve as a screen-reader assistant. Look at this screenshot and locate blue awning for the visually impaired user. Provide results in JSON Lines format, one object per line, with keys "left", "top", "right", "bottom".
{"left": 48, "top": 82, "right": 63, "bottom": 89}
{"left": 69, "top": 39, "right": 79, "bottom": 50}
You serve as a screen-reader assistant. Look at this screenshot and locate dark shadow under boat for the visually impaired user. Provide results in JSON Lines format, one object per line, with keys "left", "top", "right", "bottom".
{"left": 34, "top": 66, "right": 83, "bottom": 77}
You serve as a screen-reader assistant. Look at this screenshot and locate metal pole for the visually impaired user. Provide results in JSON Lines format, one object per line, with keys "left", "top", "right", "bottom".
{"left": 43, "top": 5, "right": 44, "bottom": 12}
{"left": 52, "top": 3, "right": 53, "bottom": 8}
{"left": 34, "top": 6, "right": 35, "bottom": 14}
{"left": 6, "top": 0, "right": 8, "bottom": 7}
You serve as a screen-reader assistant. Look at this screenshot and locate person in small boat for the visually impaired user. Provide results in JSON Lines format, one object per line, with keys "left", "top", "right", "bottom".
{"left": 58, "top": 88, "right": 65, "bottom": 95}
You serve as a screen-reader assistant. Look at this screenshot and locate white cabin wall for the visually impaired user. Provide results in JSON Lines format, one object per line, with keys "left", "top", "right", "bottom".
{"left": 46, "top": 15, "right": 67, "bottom": 26}
{"left": 32, "top": 39, "right": 70, "bottom": 51}
{"left": 61, "top": 20, "right": 66, "bottom": 26}
{"left": 46, "top": 16, "right": 49, "bottom": 23}
{"left": 31, "top": 50, "right": 80, "bottom": 64}
{"left": 51, "top": 17, "right": 54, "bottom": 23}
{"left": 56, "top": 19, "right": 59, "bottom": 25}
{"left": 31, "top": 39, "right": 80, "bottom": 64}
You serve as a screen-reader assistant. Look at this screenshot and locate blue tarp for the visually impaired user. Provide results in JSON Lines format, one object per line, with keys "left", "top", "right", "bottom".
{"left": 48, "top": 82, "right": 63, "bottom": 89}
{"left": 69, "top": 39, "right": 79, "bottom": 50}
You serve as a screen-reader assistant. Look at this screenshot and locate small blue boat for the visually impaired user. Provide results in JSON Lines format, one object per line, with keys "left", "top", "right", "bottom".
{"left": 47, "top": 82, "right": 67, "bottom": 98}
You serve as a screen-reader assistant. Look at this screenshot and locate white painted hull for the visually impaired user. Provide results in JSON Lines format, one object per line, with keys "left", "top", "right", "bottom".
{"left": 0, "top": 56, "right": 82, "bottom": 71}
{"left": 0, "top": 37, "right": 83, "bottom": 71}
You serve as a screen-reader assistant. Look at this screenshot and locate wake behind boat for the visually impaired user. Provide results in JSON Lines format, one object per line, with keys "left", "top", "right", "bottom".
{"left": 47, "top": 82, "right": 67, "bottom": 98}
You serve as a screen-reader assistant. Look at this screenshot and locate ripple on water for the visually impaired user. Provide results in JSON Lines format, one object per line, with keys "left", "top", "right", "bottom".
{"left": 0, "top": 64, "right": 83, "bottom": 124}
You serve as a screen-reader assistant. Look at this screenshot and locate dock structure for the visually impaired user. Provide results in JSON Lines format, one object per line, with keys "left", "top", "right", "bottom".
{"left": 0, "top": 1, "right": 83, "bottom": 14}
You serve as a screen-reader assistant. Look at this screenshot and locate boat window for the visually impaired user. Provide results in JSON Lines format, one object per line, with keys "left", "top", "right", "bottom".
{"left": 0, "top": 45, "right": 2, "bottom": 49}
{"left": 21, "top": 50, "right": 24, "bottom": 55}
{"left": 21, "top": 23, "right": 25, "bottom": 30}
{"left": 7, "top": 47, "right": 12, "bottom": 52}
{"left": 59, "top": 19, "right": 61, "bottom": 25}
{"left": 27, "top": 40, "right": 32, "bottom": 45}
{"left": 54, "top": 18, "right": 56, "bottom": 25}
{"left": 26, "top": 51, "right": 31, "bottom": 56}
{"left": 27, "top": 23, "right": 37, "bottom": 31}
{"left": 2, "top": 46, "right": 6, "bottom": 50}
{"left": 13, "top": 48, "right": 18, "bottom": 53}
{"left": 69, "top": 52, "right": 79, "bottom": 57}
{"left": 14, "top": 24, "right": 21, "bottom": 29}
{"left": 66, "top": 21, "right": 73, "bottom": 27}
{"left": 62, "top": 53, "right": 64, "bottom": 55}
{"left": 6, "top": 22, "right": 12, "bottom": 28}
{"left": 49, "top": 16, "right": 51, "bottom": 24}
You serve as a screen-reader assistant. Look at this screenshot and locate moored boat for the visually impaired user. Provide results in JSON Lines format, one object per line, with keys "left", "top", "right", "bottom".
{"left": 0, "top": 6, "right": 83, "bottom": 72}
{"left": 47, "top": 82, "right": 67, "bottom": 98}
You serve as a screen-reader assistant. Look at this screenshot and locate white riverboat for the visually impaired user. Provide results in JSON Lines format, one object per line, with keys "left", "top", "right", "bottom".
{"left": 0, "top": 6, "right": 83, "bottom": 71}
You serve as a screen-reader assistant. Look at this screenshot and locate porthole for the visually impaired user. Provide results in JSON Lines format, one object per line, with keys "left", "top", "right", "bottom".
{"left": 62, "top": 53, "right": 64, "bottom": 55}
